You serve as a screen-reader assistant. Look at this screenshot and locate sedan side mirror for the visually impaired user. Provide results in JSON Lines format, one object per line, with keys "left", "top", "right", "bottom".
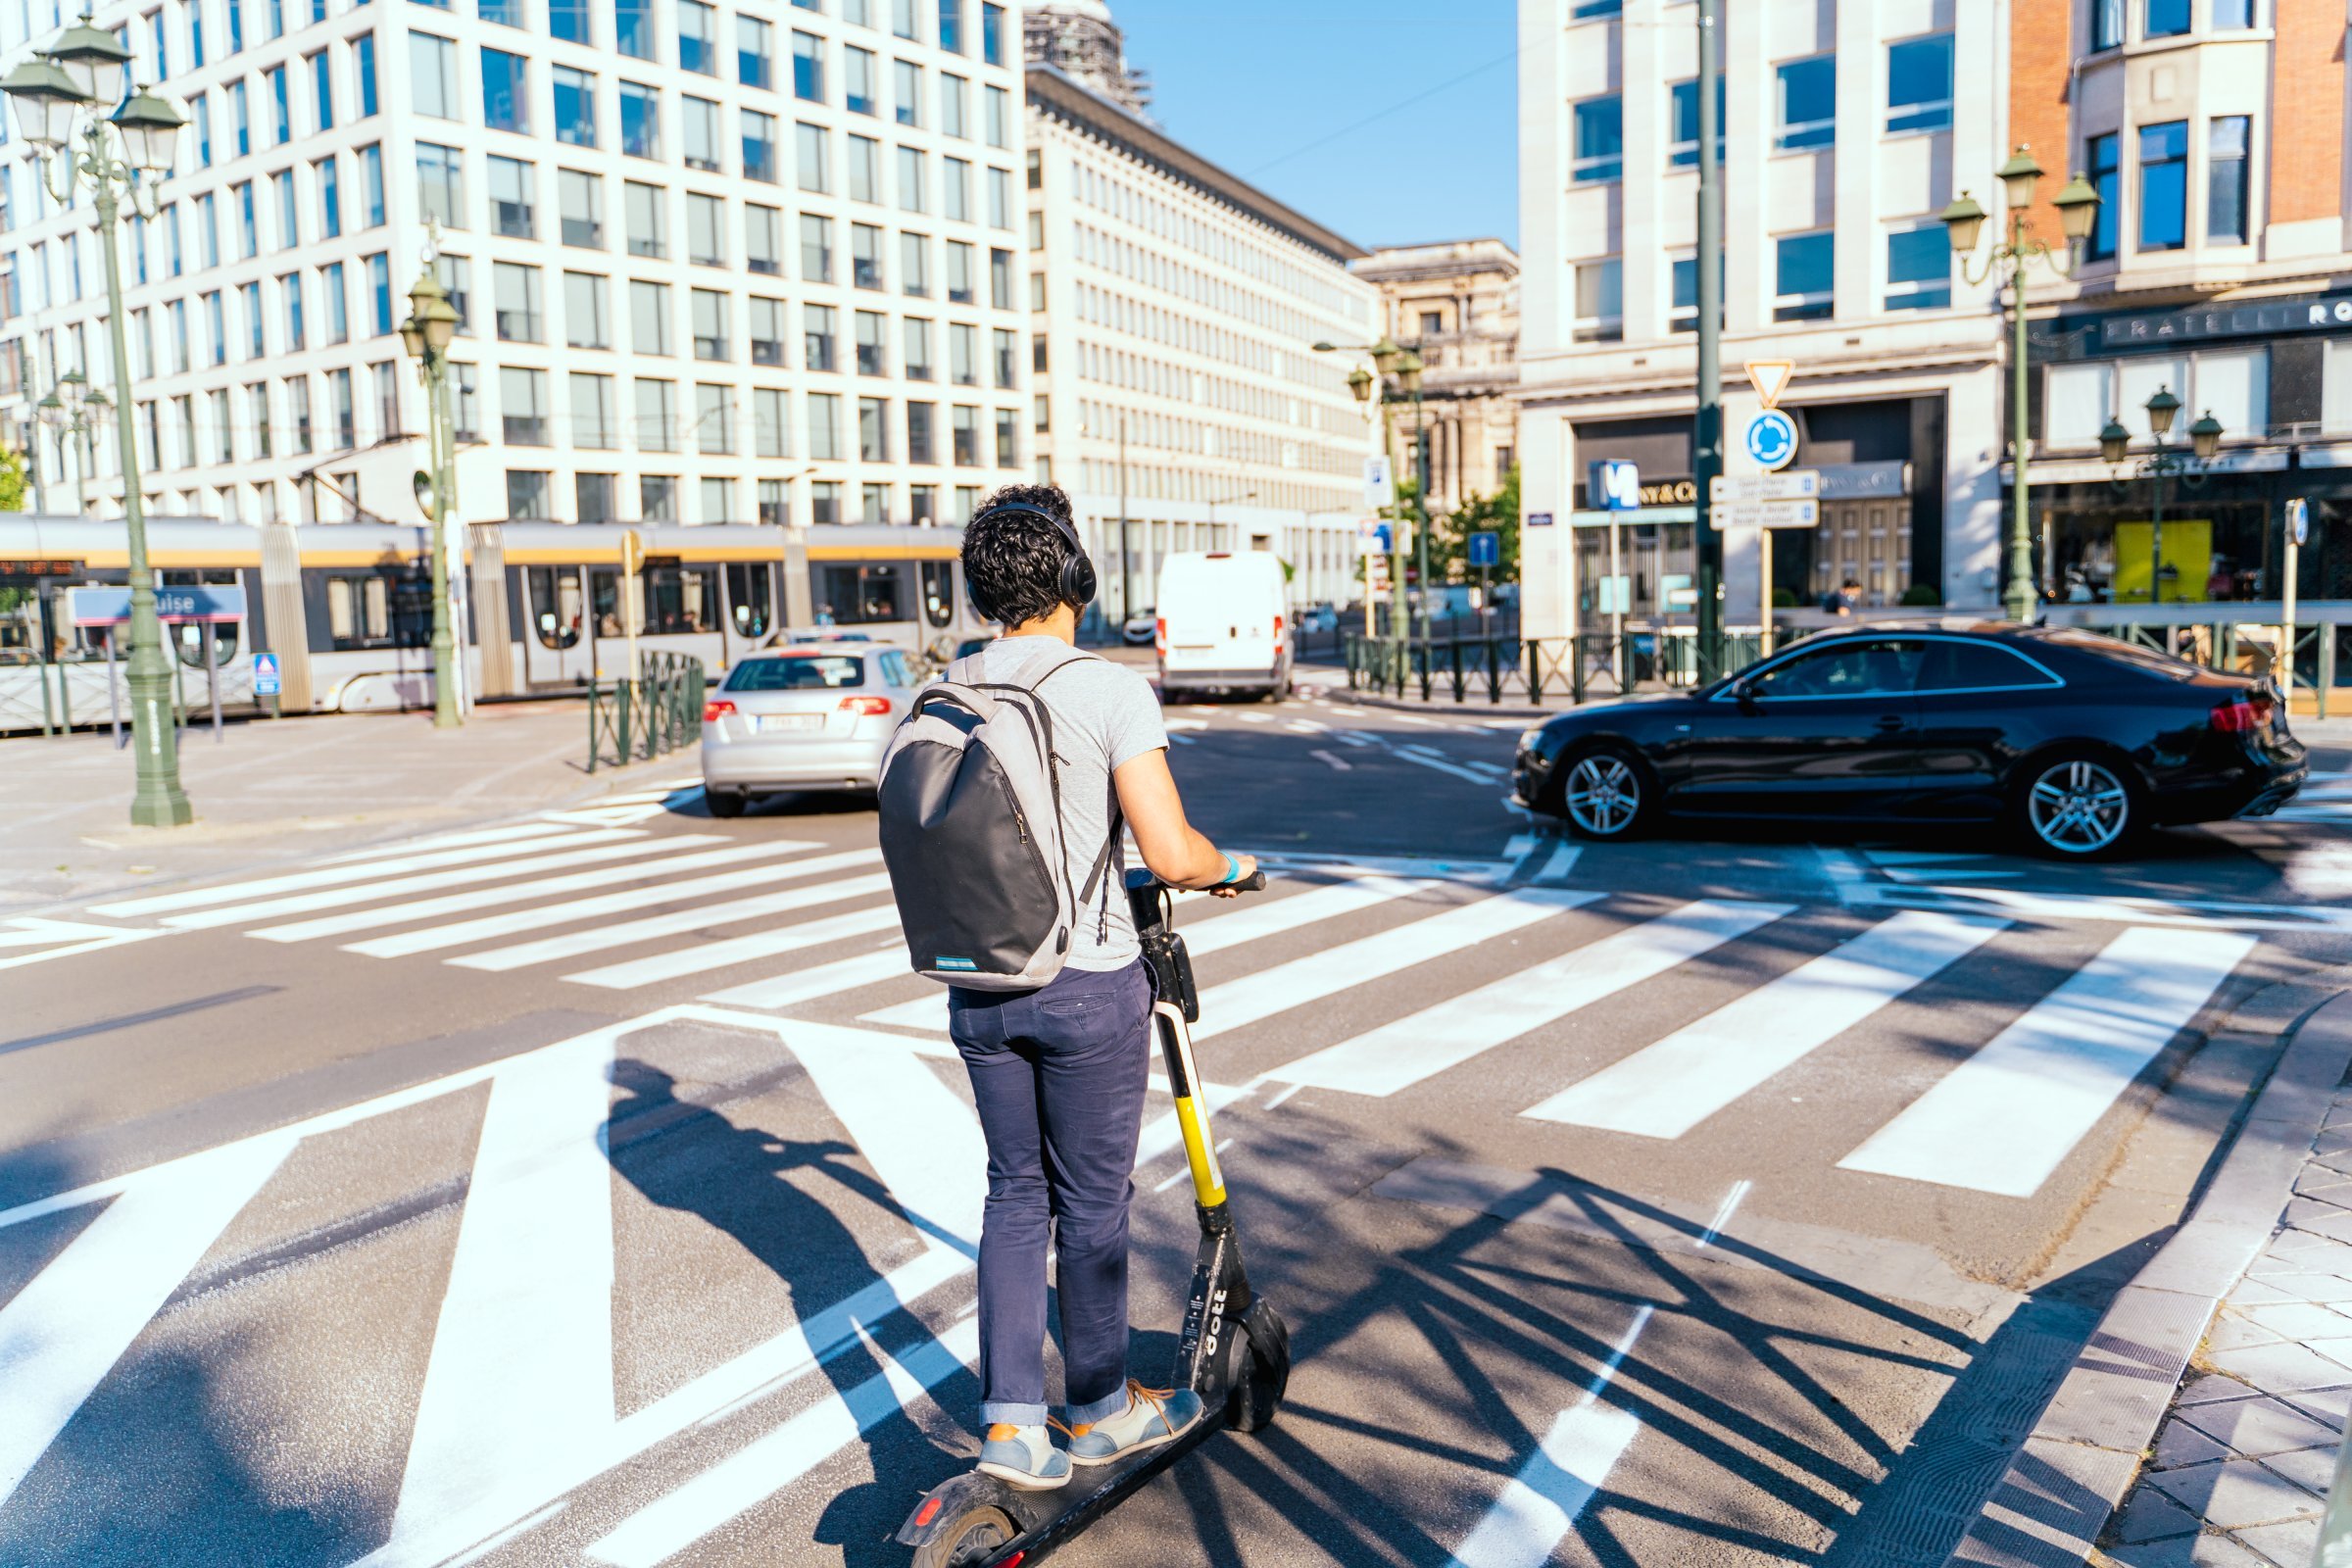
{"left": 1731, "top": 675, "right": 1759, "bottom": 706}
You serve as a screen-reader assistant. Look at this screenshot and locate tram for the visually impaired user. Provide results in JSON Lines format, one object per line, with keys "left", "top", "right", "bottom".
{"left": 0, "top": 517, "right": 980, "bottom": 724}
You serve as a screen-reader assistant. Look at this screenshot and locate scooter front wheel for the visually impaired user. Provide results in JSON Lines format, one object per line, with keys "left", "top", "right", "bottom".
{"left": 1223, "top": 1302, "right": 1292, "bottom": 1434}
{"left": 908, "top": 1502, "right": 1020, "bottom": 1568}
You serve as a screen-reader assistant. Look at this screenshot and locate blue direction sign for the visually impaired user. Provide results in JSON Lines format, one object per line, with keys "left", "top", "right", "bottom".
{"left": 1742, "top": 409, "right": 1799, "bottom": 471}
{"left": 68, "top": 584, "right": 247, "bottom": 626}
{"left": 1468, "top": 530, "right": 1500, "bottom": 568}
{"left": 252, "top": 652, "right": 282, "bottom": 696}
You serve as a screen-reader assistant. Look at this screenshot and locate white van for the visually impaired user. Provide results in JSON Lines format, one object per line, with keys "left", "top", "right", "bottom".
{"left": 1154, "top": 551, "right": 1292, "bottom": 701}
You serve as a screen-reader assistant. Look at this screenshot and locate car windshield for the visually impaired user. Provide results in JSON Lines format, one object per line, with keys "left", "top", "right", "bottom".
{"left": 725, "top": 655, "right": 866, "bottom": 691}
{"left": 2033, "top": 628, "right": 2199, "bottom": 681}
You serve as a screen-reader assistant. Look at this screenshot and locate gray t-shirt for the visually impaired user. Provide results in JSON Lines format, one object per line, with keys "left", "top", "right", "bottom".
{"left": 976, "top": 636, "right": 1167, "bottom": 971}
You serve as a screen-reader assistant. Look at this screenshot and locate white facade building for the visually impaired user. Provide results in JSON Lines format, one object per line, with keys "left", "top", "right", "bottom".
{"left": 1024, "top": 62, "right": 1380, "bottom": 621}
{"left": 0, "top": 0, "right": 1031, "bottom": 534}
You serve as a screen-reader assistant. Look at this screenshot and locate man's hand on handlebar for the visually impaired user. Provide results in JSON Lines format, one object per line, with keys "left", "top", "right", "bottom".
{"left": 1207, "top": 853, "right": 1260, "bottom": 899}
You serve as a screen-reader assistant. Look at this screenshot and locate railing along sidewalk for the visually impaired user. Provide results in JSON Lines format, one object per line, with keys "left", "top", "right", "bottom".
{"left": 587, "top": 650, "right": 706, "bottom": 772}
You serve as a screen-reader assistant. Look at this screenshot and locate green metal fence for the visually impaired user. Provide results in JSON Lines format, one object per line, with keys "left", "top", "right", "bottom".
{"left": 587, "top": 651, "right": 706, "bottom": 772}
{"left": 1344, "top": 630, "right": 1782, "bottom": 706}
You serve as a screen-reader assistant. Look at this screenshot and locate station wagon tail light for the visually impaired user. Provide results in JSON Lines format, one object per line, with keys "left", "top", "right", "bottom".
{"left": 2210, "top": 695, "right": 2273, "bottom": 732}
{"left": 839, "top": 695, "right": 893, "bottom": 715}
{"left": 702, "top": 699, "right": 736, "bottom": 722}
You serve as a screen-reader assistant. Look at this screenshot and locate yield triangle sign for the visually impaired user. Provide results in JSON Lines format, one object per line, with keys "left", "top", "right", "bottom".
{"left": 1745, "top": 359, "right": 1794, "bottom": 410}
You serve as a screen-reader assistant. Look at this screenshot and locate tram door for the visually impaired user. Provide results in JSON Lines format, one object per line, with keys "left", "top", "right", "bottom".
{"left": 520, "top": 564, "right": 593, "bottom": 688}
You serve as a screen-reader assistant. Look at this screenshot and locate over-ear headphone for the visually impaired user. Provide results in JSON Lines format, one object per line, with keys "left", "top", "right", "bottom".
{"left": 965, "top": 501, "right": 1098, "bottom": 620}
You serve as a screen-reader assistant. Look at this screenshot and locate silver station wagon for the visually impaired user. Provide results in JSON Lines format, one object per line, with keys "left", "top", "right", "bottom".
{"left": 699, "top": 643, "right": 920, "bottom": 815}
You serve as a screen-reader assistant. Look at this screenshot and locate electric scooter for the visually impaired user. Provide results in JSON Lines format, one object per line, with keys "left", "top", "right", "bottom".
{"left": 895, "top": 867, "right": 1292, "bottom": 1568}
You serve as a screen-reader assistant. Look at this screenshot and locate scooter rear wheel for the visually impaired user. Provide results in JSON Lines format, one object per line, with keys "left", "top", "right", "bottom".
{"left": 909, "top": 1502, "right": 1019, "bottom": 1568}
{"left": 1223, "top": 1303, "right": 1292, "bottom": 1434}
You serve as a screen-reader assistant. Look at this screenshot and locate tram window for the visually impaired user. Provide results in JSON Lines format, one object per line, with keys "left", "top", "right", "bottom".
{"left": 920, "top": 561, "right": 955, "bottom": 627}
{"left": 324, "top": 573, "right": 393, "bottom": 650}
{"left": 816, "top": 563, "right": 904, "bottom": 624}
{"left": 725, "top": 564, "right": 772, "bottom": 638}
{"left": 590, "top": 569, "right": 639, "bottom": 637}
{"left": 0, "top": 589, "right": 39, "bottom": 663}
{"left": 643, "top": 565, "right": 719, "bottom": 634}
{"left": 528, "top": 565, "right": 585, "bottom": 650}
{"left": 171, "top": 620, "right": 242, "bottom": 669}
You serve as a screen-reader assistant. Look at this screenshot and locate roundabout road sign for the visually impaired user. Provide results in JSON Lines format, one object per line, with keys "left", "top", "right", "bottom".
{"left": 1743, "top": 409, "right": 1799, "bottom": 471}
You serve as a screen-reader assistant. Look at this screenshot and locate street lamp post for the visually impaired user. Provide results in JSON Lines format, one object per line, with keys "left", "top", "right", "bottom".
{"left": 7, "top": 23, "right": 193, "bottom": 826}
{"left": 1312, "top": 335, "right": 1406, "bottom": 641}
{"left": 399, "top": 272, "right": 464, "bottom": 729}
{"left": 1395, "top": 349, "right": 1430, "bottom": 651}
{"left": 2099, "top": 388, "right": 2223, "bottom": 605}
{"left": 1942, "top": 146, "right": 2102, "bottom": 624}
{"left": 36, "top": 368, "right": 109, "bottom": 514}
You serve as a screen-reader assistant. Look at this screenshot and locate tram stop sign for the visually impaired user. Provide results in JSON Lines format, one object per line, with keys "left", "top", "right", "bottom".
{"left": 253, "top": 652, "right": 282, "bottom": 696}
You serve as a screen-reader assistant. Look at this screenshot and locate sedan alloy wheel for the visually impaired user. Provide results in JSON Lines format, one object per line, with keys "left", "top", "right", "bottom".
{"left": 1563, "top": 753, "right": 1643, "bottom": 838}
{"left": 2026, "top": 759, "right": 2130, "bottom": 855}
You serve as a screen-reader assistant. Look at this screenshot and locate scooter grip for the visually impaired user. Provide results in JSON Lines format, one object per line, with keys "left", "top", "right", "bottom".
{"left": 1228, "top": 869, "right": 1267, "bottom": 892}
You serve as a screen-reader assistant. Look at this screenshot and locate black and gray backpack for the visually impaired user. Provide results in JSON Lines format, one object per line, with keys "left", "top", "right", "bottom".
{"left": 876, "top": 648, "right": 1117, "bottom": 990}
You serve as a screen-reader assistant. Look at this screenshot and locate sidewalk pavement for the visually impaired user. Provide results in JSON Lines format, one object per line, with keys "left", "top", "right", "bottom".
{"left": 0, "top": 701, "right": 692, "bottom": 914}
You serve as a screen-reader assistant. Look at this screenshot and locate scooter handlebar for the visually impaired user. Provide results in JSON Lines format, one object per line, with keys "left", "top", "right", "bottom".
{"left": 1225, "top": 868, "right": 1267, "bottom": 893}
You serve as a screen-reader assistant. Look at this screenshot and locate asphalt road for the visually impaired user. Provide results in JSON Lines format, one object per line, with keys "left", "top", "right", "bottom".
{"left": 4, "top": 675, "right": 2351, "bottom": 1568}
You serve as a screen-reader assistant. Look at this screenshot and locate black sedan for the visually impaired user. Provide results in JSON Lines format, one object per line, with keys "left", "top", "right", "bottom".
{"left": 1512, "top": 625, "right": 2306, "bottom": 858}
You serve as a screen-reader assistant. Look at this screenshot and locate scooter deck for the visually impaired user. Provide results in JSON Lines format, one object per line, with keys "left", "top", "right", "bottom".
{"left": 971, "top": 1414, "right": 1226, "bottom": 1567}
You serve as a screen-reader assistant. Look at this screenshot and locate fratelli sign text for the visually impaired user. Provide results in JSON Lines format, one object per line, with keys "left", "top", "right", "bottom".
{"left": 2098, "top": 292, "right": 2352, "bottom": 351}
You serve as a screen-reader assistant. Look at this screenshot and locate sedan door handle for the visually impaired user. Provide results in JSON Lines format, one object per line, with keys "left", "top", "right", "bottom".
{"left": 1874, "top": 713, "right": 1908, "bottom": 732}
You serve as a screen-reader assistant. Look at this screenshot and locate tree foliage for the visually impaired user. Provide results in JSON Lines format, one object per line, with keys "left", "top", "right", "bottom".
{"left": 0, "top": 445, "right": 26, "bottom": 513}
{"left": 1424, "top": 465, "right": 1521, "bottom": 583}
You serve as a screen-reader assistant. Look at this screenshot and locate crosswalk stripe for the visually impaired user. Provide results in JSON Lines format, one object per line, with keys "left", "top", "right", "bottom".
{"left": 1272, "top": 900, "right": 1793, "bottom": 1098}
{"left": 1521, "top": 911, "right": 2010, "bottom": 1138}
{"left": 316, "top": 819, "right": 583, "bottom": 862}
{"left": 1192, "top": 888, "right": 1599, "bottom": 1042}
{"left": 449, "top": 869, "right": 895, "bottom": 972}
{"left": 564, "top": 905, "right": 905, "bottom": 989}
{"left": 161, "top": 834, "right": 694, "bottom": 929}
{"left": 89, "top": 828, "right": 634, "bottom": 916}
{"left": 856, "top": 875, "right": 1441, "bottom": 1033}
{"left": 698, "top": 943, "right": 907, "bottom": 1008}
{"left": 1837, "top": 926, "right": 2258, "bottom": 1197}
{"left": 0, "top": 1134, "right": 294, "bottom": 1508}
{"left": 245, "top": 839, "right": 823, "bottom": 943}
{"left": 343, "top": 848, "right": 883, "bottom": 958}
{"left": 390, "top": 1031, "right": 616, "bottom": 1533}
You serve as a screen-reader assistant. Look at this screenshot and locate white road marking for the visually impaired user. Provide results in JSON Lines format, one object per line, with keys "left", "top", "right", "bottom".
{"left": 247, "top": 839, "right": 821, "bottom": 942}
{"left": 391, "top": 1031, "right": 616, "bottom": 1535}
{"left": 0, "top": 1135, "right": 294, "bottom": 1508}
{"left": 0, "top": 915, "right": 169, "bottom": 971}
{"left": 1398, "top": 749, "right": 1497, "bottom": 785}
{"left": 1501, "top": 833, "right": 1541, "bottom": 877}
{"left": 87, "top": 828, "right": 633, "bottom": 915}
{"left": 1164, "top": 716, "right": 1210, "bottom": 730}
{"left": 858, "top": 875, "right": 1441, "bottom": 1033}
{"left": 449, "top": 869, "right": 895, "bottom": 972}
{"left": 1696, "top": 1181, "right": 1751, "bottom": 1249}
{"left": 1842, "top": 881, "right": 2352, "bottom": 932}
{"left": 1237, "top": 712, "right": 1271, "bottom": 724}
{"left": 1838, "top": 926, "right": 2257, "bottom": 1197}
{"left": 1191, "top": 889, "right": 1599, "bottom": 1043}
{"left": 162, "top": 834, "right": 692, "bottom": 928}
{"left": 1310, "top": 748, "right": 1353, "bottom": 771}
{"left": 1439, "top": 1305, "right": 1651, "bottom": 1568}
{"left": 1533, "top": 843, "right": 1582, "bottom": 884}
{"left": 1330, "top": 706, "right": 1367, "bottom": 716}
{"left": 1523, "top": 911, "right": 2009, "bottom": 1139}
{"left": 1288, "top": 718, "right": 1331, "bottom": 733}
{"left": 1273, "top": 901, "right": 1791, "bottom": 1098}
{"left": 314, "top": 819, "right": 581, "bottom": 861}
{"left": 564, "top": 904, "right": 905, "bottom": 989}
{"left": 341, "top": 848, "right": 884, "bottom": 958}
{"left": 1330, "top": 730, "right": 1378, "bottom": 748}
{"left": 697, "top": 942, "right": 907, "bottom": 1008}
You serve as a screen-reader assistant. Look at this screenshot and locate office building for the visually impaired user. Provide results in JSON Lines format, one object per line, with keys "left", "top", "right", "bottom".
{"left": 1353, "top": 238, "right": 1520, "bottom": 515}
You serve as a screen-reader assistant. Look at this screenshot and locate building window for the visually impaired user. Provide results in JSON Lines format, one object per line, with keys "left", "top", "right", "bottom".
{"left": 808, "top": 391, "right": 842, "bottom": 459}
{"left": 939, "top": 0, "right": 964, "bottom": 52}
{"left": 1886, "top": 34, "right": 1952, "bottom": 134}
{"left": 564, "top": 270, "right": 610, "bottom": 348}
{"left": 635, "top": 378, "right": 676, "bottom": 450}
{"left": 309, "top": 50, "right": 333, "bottom": 130}
{"left": 1884, "top": 223, "right": 1950, "bottom": 311}
{"left": 560, "top": 170, "right": 603, "bottom": 248}
{"left": 360, "top": 144, "right": 385, "bottom": 225}
{"left": 951, "top": 404, "right": 978, "bottom": 465}
{"left": 692, "top": 288, "right": 730, "bottom": 360}
{"left": 902, "top": 232, "right": 930, "bottom": 296}
{"left": 367, "top": 252, "right": 393, "bottom": 335}
{"left": 620, "top": 83, "right": 662, "bottom": 160}
{"left": 631, "top": 280, "right": 672, "bottom": 355}
{"left": 356, "top": 32, "right": 378, "bottom": 117}
{"left": 570, "top": 371, "right": 615, "bottom": 448}
{"left": 845, "top": 44, "right": 875, "bottom": 114}
{"left": 805, "top": 303, "right": 838, "bottom": 370}
{"left": 494, "top": 262, "right": 542, "bottom": 342}
{"left": 483, "top": 49, "right": 529, "bottom": 133}
{"left": 747, "top": 204, "right": 783, "bottom": 273}
{"left": 411, "top": 32, "right": 457, "bottom": 120}
{"left": 803, "top": 214, "right": 834, "bottom": 279}
{"left": 2092, "top": 0, "right": 2124, "bottom": 51}
{"left": 947, "top": 239, "right": 974, "bottom": 303}
{"left": 895, "top": 59, "right": 921, "bottom": 126}
{"left": 905, "top": 317, "right": 933, "bottom": 379}
{"left": 1571, "top": 259, "right": 1621, "bottom": 342}
{"left": 983, "top": 2, "right": 1004, "bottom": 63}
{"left": 799, "top": 32, "right": 829, "bottom": 102}
{"left": 435, "top": 256, "right": 472, "bottom": 335}
{"left": 798, "top": 122, "right": 831, "bottom": 191}
{"left": 2085, "top": 132, "right": 2121, "bottom": 262}
{"left": 740, "top": 16, "right": 773, "bottom": 89}
{"left": 859, "top": 395, "right": 890, "bottom": 460}
{"left": 994, "top": 409, "right": 1016, "bottom": 467}
{"left": 617, "top": 0, "right": 655, "bottom": 60}
{"left": 2138, "top": 120, "right": 2188, "bottom": 252}
{"left": 626, "top": 180, "right": 666, "bottom": 257}
{"left": 751, "top": 297, "right": 786, "bottom": 365}
{"left": 1668, "top": 75, "right": 1722, "bottom": 169}
{"left": 1773, "top": 230, "right": 1834, "bottom": 320}
{"left": 901, "top": 147, "right": 929, "bottom": 213}
{"left": 943, "top": 156, "right": 970, "bottom": 220}
{"left": 641, "top": 473, "right": 678, "bottom": 520}
{"left": 680, "top": 0, "right": 717, "bottom": 74}
{"left": 553, "top": 66, "right": 596, "bottom": 148}
{"left": 743, "top": 110, "right": 778, "bottom": 182}
{"left": 906, "top": 400, "right": 935, "bottom": 463}
{"left": 993, "top": 326, "right": 1016, "bottom": 387}
{"left": 2145, "top": 0, "right": 2189, "bottom": 38}
{"left": 2213, "top": 0, "right": 2254, "bottom": 28}
{"left": 1776, "top": 56, "right": 1836, "bottom": 151}
{"left": 689, "top": 192, "right": 726, "bottom": 265}
{"left": 331, "top": 368, "right": 357, "bottom": 448}
{"left": 685, "top": 96, "right": 722, "bottom": 172}
{"left": 755, "top": 387, "right": 792, "bottom": 456}
{"left": 1571, "top": 95, "right": 1622, "bottom": 183}
{"left": 490, "top": 156, "right": 534, "bottom": 239}
{"left": 548, "top": 0, "right": 590, "bottom": 43}
{"left": 2208, "top": 116, "right": 2251, "bottom": 246}
{"left": 506, "top": 469, "right": 550, "bottom": 520}
{"left": 418, "top": 143, "right": 465, "bottom": 229}
{"left": 848, "top": 134, "right": 880, "bottom": 202}
{"left": 695, "top": 383, "right": 734, "bottom": 453}
{"left": 990, "top": 247, "right": 1013, "bottom": 309}
{"left": 853, "top": 222, "right": 884, "bottom": 287}
{"left": 701, "top": 477, "right": 736, "bottom": 525}
{"left": 857, "top": 309, "right": 887, "bottom": 374}
{"left": 578, "top": 472, "right": 617, "bottom": 524}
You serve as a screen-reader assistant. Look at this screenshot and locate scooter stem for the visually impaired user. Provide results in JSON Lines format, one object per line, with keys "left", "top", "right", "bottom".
{"left": 1154, "top": 1000, "right": 1227, "bottom": 1208}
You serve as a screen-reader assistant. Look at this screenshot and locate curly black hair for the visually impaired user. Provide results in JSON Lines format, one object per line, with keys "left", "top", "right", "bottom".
{"left": 962, "top": 483, "right": 1082, "bottom": 627}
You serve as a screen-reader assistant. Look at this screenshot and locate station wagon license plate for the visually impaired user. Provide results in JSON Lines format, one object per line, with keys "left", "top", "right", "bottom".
{"left": 757, "top": 713, "right": 823, "bottom": 733}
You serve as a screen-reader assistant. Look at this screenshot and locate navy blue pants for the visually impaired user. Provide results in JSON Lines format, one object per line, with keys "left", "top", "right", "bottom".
{"left": 950, "top": 959, "right": 1152, "bottom": 1428}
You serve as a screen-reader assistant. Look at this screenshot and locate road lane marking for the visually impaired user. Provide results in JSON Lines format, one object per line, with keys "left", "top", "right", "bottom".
{"left": 1272, "top": 901, "right": 1791, "bottom": 1098}
{"left": 1309, "top": 748, "right": 1353, "bottom": 770}
{"left": 1533, "top": 843, "right": 1582, "bottom": 884}
{"left": 160, "top": 834, "right": 693, "bottom": 928}
{"left": 564, "top": 904, "right": 905, "bottom": 988}
{"left": 1439, "top": 1305, "right": 1651, "bottom": 1568}
{"left": 246, "top": 839, "right": 823, "bottom": 942}
{"left": 88, "top": 828, "right": 638, "bottom": 916}
{"left": 1191, "top": 888, "right": 1599, "bottom": 1042}
{"left": 0, "top": 915, "right": 170, "bottom": 971}
{"left": 448, "top": 869, "right": 894, "bottom": 972}
{"left": 1696, "top": 1181, "right": 1751, "bottom": 1249}
{"left": 314, "top": 820, "right": 582, "bottom": 861}
{"left": 856, "top": 875, "right": 1441, "bottom": 1033}
{"left": 1398, "top": 749, "right": 1499, "bottom": 785}
{"left": 1837, "top": 926, "right": 2257, "bottom": 1197}
{"left": 1523, "top": 911, "right": 2009, "bottom": 1139}
{"left": 339, "top": 848, "right": 884, "bottom": 958}
{"left": 697, "top": 942, "right": 907, "bottom": 1008}
{"left": 1840, "top": 881, "right": 2352, "bottom": 932}
{"left": 391, "top": 1031, "right": 617, "bottom": 1536}
{"left": 0, "top": 1134, "right": 294, "bottom": 1508}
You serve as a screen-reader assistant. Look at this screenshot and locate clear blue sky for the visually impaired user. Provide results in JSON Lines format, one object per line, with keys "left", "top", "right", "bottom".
{"left": 1109, "top": 0, "right": 1520, "bottom": 254}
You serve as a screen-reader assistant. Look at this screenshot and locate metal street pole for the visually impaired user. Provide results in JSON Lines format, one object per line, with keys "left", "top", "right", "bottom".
{"left": 1414, "top": 394, "right": 1431, "bottom": 650}
{"left": 2004, "top": 227, "right": 2036, "bottom": 623}
{"left": 2283, "top": 499, "right": 2303, "bottom": 705}
{"left": 426, "top": 349, "right": 458, "bottom": 729}
{"left": 1693, "top": 0, "right": 1725, "bottom": 678}
{"left": 91, "top": 124, "right": 190, "bottom": 826}
{"left": 1117, "top": 409, "right": 1131, "bottom": 629}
